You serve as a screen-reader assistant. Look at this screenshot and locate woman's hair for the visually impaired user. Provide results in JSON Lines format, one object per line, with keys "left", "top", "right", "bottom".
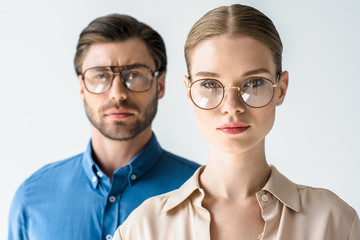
{"left": 184, "top": 4, "right": 283, "bottom": 75}
{"left": 74, "top": 14, "right": 167, "bottom": 75}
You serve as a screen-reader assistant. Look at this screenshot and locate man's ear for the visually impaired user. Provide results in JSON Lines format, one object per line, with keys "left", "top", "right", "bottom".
{"left": 78, "top": 75, "right": 85, "bottom": 101}
{"left": 276, "top": 71, "right": 289, "bottom": 106}
{"left": 157, "top": 72, "right": 166, "bottom": 99}
{"left": 183, "top": 75, "right": 191, "bottom": 100}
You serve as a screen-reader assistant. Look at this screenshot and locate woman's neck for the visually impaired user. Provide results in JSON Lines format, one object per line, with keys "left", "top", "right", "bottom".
{"left": 200, "top": 141, "right": 271, "bottom": 200}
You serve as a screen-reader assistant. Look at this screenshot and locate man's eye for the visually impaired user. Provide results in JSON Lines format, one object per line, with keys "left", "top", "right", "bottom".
{"left": 245, "top": 79, "right": 265, "bottom": 88}
{"left": 128, "top": 72, "right": 144, "bottom": 79}
{"left": 95, "top": 74, "right": 106, "bottom": 79}
{"left": 93, "top": 72, "right": 112, "bottom": 81}
{"left": 201, "top": 80, "right": 222, "bottom": 89}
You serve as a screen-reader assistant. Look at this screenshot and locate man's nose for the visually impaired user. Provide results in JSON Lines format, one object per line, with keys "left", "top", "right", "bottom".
{"left": 108, "top": 74, "right": 128, "bottom": 101}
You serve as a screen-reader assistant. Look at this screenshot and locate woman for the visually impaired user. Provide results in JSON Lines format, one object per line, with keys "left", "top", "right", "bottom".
{"left": 113, "top": 4, "right": 360, "bottom": 240}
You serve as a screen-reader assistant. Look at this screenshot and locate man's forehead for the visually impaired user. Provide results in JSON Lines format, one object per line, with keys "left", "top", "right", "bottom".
{"left": 82, "top": 39, "right": 155, "bottom": 70}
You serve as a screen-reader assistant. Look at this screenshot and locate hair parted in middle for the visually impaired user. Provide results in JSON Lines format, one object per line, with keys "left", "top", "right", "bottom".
{"left": 74, "top": 14, "right": 167, "bottom": 76}
{"left": 184, "top": 4, "right": 283, "bottom": 76}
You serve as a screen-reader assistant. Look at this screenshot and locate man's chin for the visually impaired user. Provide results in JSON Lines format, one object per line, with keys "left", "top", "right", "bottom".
{"left": 99, "top": 127, "right": 136, "bottom": 141}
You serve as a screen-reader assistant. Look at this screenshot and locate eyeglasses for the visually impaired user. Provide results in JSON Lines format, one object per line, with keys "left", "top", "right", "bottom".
{"left": 81, "top": 64, "right": 160, "bottom": 94}
{"left": 188, "top": 76, "right": 279, "bottom": 110}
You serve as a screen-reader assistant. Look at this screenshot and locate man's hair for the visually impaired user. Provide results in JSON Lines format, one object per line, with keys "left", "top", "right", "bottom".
{"left": 185, "top": 4, "right": 283, "bottom": 75}
{"left": 74, "top": 14, "right": 167, "bottom": 75}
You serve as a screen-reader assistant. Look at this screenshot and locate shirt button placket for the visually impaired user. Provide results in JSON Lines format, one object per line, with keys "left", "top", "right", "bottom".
{"left": 97, "top": 171, "right": 104, "bottom": 178}
{"left": 130, "top": 174, "right": 137, "bottom": 181}
{"left": 109, "top": 196, "right": 116, "bottom": 203}
{"left": 92, "top": 176, "right": 97, "bottom": 183}
{"left": 261, "top": 194, "right": 269, "bottom": 202}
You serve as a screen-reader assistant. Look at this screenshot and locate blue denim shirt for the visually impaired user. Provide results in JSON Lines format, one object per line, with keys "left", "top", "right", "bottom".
{"left": 8, "top": 133, "right": 200, "bottom": 240}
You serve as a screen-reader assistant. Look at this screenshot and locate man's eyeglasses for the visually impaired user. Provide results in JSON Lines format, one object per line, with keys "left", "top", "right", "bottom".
{"left": 81, "top": 64, "right": 160, "bottom": 94}
{"left": 187, "top": 76, "right": 279, "bottom": 110}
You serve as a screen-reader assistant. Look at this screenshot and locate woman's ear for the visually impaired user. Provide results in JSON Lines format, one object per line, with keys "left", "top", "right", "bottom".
{"left": 276, "top": 71, "right": 289, "bottom": 106}
{"left": 183, "top": 75, "right": 191, "bottom": 99}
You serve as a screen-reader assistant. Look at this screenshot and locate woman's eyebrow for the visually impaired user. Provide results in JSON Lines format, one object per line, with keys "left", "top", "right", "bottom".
{"left": 194, "top": 69, "right": 271, "bottom": 78}
{"left": 243, "top": 68, "right": 271, "bottom": 77}
{"left": 194, "top": 71, "right": 220, "bottom": 78}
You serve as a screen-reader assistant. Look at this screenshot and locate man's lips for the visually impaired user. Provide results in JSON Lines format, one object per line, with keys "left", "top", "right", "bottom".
{"left": 104, "top": 109, "right": 135, "bottom": 120}
{"left": 217, "top": 122, "right": 250, "bottom": 135}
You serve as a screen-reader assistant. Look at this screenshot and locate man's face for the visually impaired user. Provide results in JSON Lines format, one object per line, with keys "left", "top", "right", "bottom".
{"left": 78, "top": 39, "right": 165, "bottom": 141}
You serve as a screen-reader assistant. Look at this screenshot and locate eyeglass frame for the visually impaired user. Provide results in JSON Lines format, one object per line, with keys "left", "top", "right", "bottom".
{"left": 80, "top": 64, "right": 161, "bottom": 94}
{"left": 187, "top": 73, "right": 282, "bottom": 110}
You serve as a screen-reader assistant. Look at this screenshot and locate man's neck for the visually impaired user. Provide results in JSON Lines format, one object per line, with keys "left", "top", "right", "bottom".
{"left": 90, "top": 126, "right": 153, "bottom": 180}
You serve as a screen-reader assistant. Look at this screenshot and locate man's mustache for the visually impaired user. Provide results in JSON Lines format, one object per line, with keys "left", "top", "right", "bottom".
{"left": 99, "top": 99, "right": 140, "bottom": 113}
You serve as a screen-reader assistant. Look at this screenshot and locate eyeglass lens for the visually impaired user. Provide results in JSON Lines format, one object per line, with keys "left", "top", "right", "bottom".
{"left": 83, "top": 65, "right": 154, "bottom": 94}
{"left": 190, "top": 78, "right": 275, "bottom": 109}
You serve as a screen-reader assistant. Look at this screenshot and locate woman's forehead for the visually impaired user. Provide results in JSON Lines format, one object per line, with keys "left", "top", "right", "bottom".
{"left": 189, "top": 35, "right": 276, "bottom": 78}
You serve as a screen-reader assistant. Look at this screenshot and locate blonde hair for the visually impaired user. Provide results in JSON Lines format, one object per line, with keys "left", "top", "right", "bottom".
{"left": 184, "top": 4, "right": 283, "bottom": 75}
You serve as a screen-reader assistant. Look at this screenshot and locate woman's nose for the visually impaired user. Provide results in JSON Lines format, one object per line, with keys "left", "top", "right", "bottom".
{"left": 220, "top": 86, "right": 245, "bottom": 114}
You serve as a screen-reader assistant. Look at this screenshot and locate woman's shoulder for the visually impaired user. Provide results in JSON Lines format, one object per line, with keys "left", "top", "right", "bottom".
{"left": 128, "top": 189, "right": 177, "bottom": 217}
{"left": 269, "top": 166, "right": 357, "bottom": 219}
{"left": 296, "top": 184, "right": 357, "bottom": 220}
{"left": 116, "top": 187, "right": 196, "bottom": 240}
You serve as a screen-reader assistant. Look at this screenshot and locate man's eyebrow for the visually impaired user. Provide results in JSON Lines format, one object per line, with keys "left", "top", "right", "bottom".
{"left": 194, "top": 71, "right": 220, "bottom": 78}
{"left": 243, "top": 68, "right": 271, "bottom": 77}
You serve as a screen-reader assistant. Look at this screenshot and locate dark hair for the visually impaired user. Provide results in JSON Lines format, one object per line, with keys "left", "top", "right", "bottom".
{"left": 74, "top": 14, "right": 167, "bottom": 75}
{"left": 185, "top": 4, "right": 282, "bottom": 75}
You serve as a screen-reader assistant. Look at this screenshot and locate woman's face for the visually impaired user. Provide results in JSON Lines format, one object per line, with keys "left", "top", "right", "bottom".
{"left": 185, "top": 35, "right": 288, "bottom": 154}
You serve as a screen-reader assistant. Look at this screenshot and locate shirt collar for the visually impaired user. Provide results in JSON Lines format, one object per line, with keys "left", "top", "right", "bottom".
{"left": 162, "top": 165, "right": 301, "bottom": 213}
{"left": 120, "top": 133, "right": 163, "bottom": 185}
{"left": 82, "top": 132, "right": 164, "bottom": 189}
{"left": 162, "top": 166, "right": 204, "bottom": 213}
{"left": 82, "top": 140, "right": 101, "bottom": 189}
{"left": 262, "top": 165, "right": 300, "bottom": 212}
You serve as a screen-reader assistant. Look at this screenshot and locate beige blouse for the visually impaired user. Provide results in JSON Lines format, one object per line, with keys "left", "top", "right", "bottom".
{"left": 114, "top": 166, "right": 360, "bottom": 240}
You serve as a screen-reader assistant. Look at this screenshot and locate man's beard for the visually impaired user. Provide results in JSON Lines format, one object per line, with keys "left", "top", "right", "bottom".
{"left": 84, "top": 93, "right": 158, "bottom": 141}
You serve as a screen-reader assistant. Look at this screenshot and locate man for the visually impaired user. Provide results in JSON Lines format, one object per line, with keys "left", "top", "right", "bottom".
{"left": 8, "top": 14, "right": 200, "bottom": 240}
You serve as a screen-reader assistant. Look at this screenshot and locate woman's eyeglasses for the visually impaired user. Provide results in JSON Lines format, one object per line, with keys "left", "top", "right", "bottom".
{"left": 188, "top": 75, "right": 279, "bottom": 109}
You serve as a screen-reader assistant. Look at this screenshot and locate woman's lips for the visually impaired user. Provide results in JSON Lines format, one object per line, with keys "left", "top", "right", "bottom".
{"left": 217, "top": 122, "right": 250, "bottom": 135}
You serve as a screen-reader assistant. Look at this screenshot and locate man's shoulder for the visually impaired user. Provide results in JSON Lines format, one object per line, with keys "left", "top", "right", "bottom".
{"left": 16, "top": 153, "right": 84, "bottom": 194}
{"left": 27, "top": 153, "right": 83, "bottom": 180}
{"left": 143, "top": 150, "right": 200, "bottom": 186}
{"left": 10, "top": 152, "right": 85, "bottom": 216}
{"left": 160, "top": 150, "right": 201, "bottom": 170}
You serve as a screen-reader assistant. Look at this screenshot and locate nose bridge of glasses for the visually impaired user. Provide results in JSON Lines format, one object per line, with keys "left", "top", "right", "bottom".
{"left": 112, "top": 71, "right": 122, "bottom": 80}
{"left": 224, "top": 85, "right": 241, "bottom": 91}
{"left": 109, "top": 70, "right": 130, "bottom": 94}
{"left": 222, "top": 85, "right": 245, "bottom": 105}
{"left": 223, "top": 86, "right": 242, "bottom": 99}
{"left": 111, "top": 69, "right": 129, "bottom": 88}
{"left": 218, "top": 86, "right": 246, "bottom": 114}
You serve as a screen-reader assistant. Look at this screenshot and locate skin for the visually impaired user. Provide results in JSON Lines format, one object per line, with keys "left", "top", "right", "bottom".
{"left": 78, "top": 39, "right": 165, "bottom": 180}
{"left": 183, "top": 35, "right": 288, "bottom": 240}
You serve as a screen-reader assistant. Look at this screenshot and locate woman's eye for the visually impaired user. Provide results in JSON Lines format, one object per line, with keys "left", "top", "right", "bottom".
{"left": 201, "top": 80, "right": 222, "bottom": 89}
{"left": 245, "top": 79, "right": 265, "bottom": 88}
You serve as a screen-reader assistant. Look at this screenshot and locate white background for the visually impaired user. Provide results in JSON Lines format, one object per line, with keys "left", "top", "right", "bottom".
{"left": 1, "top": 0, "right": 359, "bottom": 237}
